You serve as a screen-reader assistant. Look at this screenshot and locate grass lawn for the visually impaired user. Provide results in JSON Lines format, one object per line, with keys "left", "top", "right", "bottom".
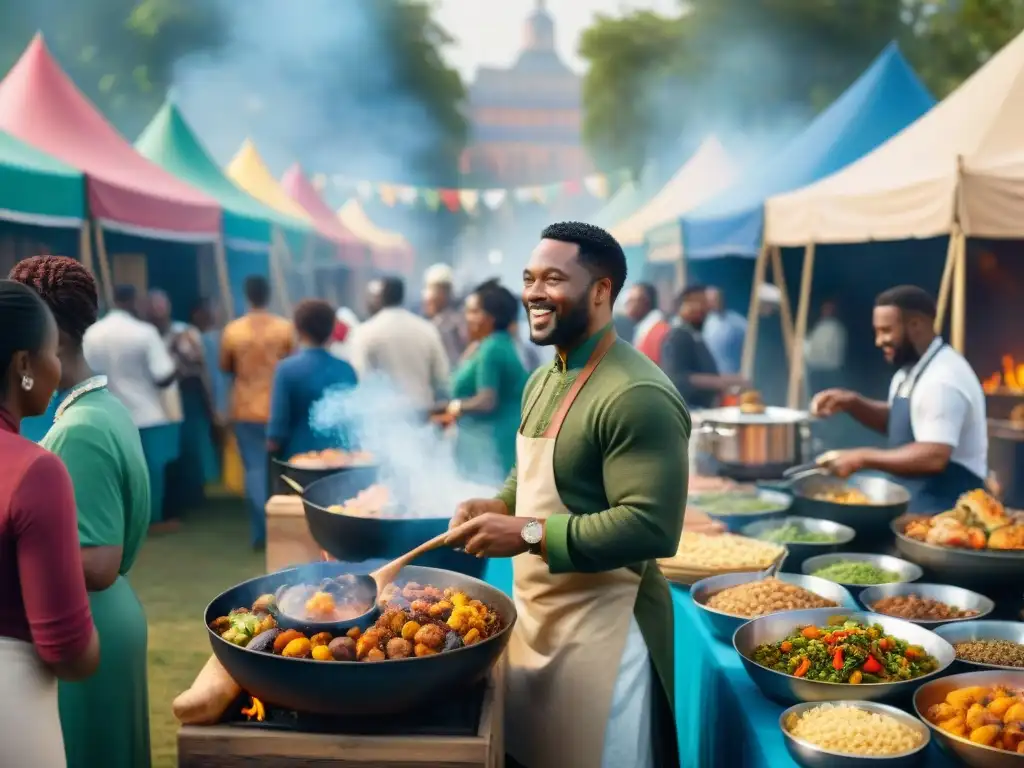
{"left": 131, "top": 495, "right": 262, "bottom": 768}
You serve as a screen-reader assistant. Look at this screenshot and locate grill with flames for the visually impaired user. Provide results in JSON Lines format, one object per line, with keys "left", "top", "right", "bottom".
{"left": 983, "top": 355, "right": 1024, "bottom": 395}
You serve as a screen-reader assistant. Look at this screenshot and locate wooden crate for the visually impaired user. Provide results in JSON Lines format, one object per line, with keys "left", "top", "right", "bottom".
{"left": 265, "top": 494, "right": 322, "bottom": 573}
{"left": 177, "top": 662, "right": 505, "bottom": 768}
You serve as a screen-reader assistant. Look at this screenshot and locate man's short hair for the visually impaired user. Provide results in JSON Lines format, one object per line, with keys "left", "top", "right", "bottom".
{"left": 875, "top": 285, "right": 936, "bottom": 319}
{"left": 634, "top": 281, "right": 658, "bottom": 309}
{"left": 541, "top": 221, "right": 628, "bottom": 300}
{"left": 379, "top": 277, "right": 405, "bottom": 307}
{"left": 244, "top": 275, "right": 271, "bottom": 308}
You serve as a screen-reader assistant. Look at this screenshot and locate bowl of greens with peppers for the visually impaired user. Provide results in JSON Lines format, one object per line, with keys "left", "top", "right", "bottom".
{"left": 733, "top": 608, "right": 955, "bottom": 704}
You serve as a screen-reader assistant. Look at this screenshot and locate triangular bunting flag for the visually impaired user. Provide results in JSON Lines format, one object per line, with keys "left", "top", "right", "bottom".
{"left": 439, "top": 189, "right": 461, "bottom": 212}
{"left": 513, "top": 186, "right": 535, "bottom": 204}
{"left": 422, "top": 188, "right": 440, "bottom": 211}
{"left": 458, "top": 189, "right": 479, "bottom": 214}
{"left": 482, "top": 189, "right": 507, "bottom": 210}
{"left": 397, "top": 186, "right": 419, "bottom": 205}
{"left": 583, "top": 174, "right": 609, "bottom": 199}
{"left": 356, "top": 180, "right": 374, "bottom": 200}
{"left": 379, "top": 184, "right": 398, "bottom": 207}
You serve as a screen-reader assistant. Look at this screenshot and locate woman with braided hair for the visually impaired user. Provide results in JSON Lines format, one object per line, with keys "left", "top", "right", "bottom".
{"left": 10, "top": 256, "right": 152, "bottom": 768}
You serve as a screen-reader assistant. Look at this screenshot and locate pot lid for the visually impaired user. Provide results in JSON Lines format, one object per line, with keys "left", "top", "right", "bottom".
{"left": 692, "top": 406, "right": 811, "bottom": 425}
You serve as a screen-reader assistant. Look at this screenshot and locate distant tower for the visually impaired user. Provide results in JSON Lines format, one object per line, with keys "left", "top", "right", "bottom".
{"left": 461, "top": 0, "right": 591, "bottom": 186}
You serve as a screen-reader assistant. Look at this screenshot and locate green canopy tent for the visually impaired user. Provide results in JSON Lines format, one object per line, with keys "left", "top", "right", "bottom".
{"left": 0, "top": 126, "right": 87, "bottom": 263}
{"left": 136, "top": 101, "right": 309, "bottom": 316}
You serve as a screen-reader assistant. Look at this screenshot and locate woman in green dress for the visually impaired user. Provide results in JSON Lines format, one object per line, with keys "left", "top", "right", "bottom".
{"left": 11, "top": 256, "right": 152, "bottom": 768}
{"left": 434, "top": 281, "right": 528, "bottom": 483}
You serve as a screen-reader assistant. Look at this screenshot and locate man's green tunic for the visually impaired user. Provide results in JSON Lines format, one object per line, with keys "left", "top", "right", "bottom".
{"left": 497, "top": 327, "right": 691, "bottom": 749}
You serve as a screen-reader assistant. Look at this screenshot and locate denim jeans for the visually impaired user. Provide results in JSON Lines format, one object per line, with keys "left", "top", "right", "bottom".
{"left": 232, "top": 422, "right": 268, "bottom": 546}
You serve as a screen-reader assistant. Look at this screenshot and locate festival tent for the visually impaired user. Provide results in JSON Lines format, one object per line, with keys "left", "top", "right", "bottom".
{"left": 611, "top": 136, "right": 737, "bottom": 254}
{"left": 227, "top": 140, "right": 323, "bottom": 301}
{"left": 764, "top": 29, "right": 1024, "bottom": 404}
{"left": 680, "top": 43, "right": 934, "bottom": 261}
{"left": 0, "top": 127, "right": 83, "bottom": 226}
{"left": 0, "top": 35, "right": 221, "bottom": 240}
{"left": 280, "top": 163, "right": 365, "bottom": 267}
{"left": 590, "top": 161, "right": 659, "bottom": 230}
{"left": 766, "top": 29, "right": 1024, "bottom": 245}
{"left": 336, "top": 200, "right": 414, "bottom": 273}
{"left": 135, "top": 102, "right": 309, "bottom": 315}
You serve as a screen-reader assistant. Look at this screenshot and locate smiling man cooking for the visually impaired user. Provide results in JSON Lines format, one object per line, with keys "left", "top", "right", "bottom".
{"left": 446, "top": 221, "right": 689, "bottom": 768}
{"left": 812, "top": 285, "right": 988, "bottom": 513}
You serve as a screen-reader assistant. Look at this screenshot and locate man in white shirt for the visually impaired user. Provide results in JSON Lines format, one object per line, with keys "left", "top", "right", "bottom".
{"left": 348, "top": 277, "right": 450, "bottom": 414}
{"left": 83, "top": 284, "right": 180, "bottom": 524}
{"left": 702, "top": 286, "right": 747, "bottom": 375}
{"left": 804, "top": 298, "right": 847, "bottom": 374}
{"left": 812, "top": 285, "right": 987, "bottom": 513}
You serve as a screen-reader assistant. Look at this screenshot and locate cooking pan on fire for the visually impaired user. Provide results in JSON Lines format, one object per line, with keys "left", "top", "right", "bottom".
{"left": 270, "top": 455, "right": 377, "bottom": 496}
{"left": 206, "top": 562, "right": 516, "bottom": 716}
{"left": 300, "top": 467, "right": 486, "bottom": 578}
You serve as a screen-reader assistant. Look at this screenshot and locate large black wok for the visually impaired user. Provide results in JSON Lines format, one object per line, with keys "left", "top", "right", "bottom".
{"left": 270, "top": 457, "right": 377, "bottom": 496}
{"left": 766, "top": 473, "right": 911, "bottom": 548}
{"left": 206, "top": 562, "right": 516, "bottom": 716}
{"left": 301, "top": 467, "right": 486, "bottom": 578}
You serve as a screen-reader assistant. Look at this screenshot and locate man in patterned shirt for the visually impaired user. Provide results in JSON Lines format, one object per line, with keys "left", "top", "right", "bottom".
{"left": 219, "top": 275, "right": 295, "bottom": 548}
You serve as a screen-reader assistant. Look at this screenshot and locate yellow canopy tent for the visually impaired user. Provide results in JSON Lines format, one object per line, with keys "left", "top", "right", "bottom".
{"left": 227, "top": 139, "right": 318, "bottom": 302}
{"left": 337, "top": 199, "right": 413, "bottom": 272}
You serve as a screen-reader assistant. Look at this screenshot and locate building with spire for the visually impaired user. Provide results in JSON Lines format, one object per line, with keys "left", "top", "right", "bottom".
{"left": 460, "top": 1, "right": 591, "bottom": 186}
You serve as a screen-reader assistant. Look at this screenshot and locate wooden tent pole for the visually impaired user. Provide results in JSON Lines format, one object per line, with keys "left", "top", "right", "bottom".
{"left": 771, "top": 245, "right": 795, "bottom": 361}
{"left": 78, "top": 220, "right": 95, "bottom": 278}
{"left": 951, "top": 229, "right": 967, "bottom": 353}
{"left": 934, "top": 226, "right": 959, "bottom": 334}
{"left": 787, "top": 243, "right": 816, "bottom": 409}
{"left": 303, "top": 236, "right": 317, "bottom": 299}
{"left": 270, "top": 228, "right": 293, "bottom": 316}
{"left": 741, "top": 243, "right": 769, "bottom": 380}
{"left": 213, "top": 235, "right": 235, "bottom": 319}
{"left": 93, "top": 221, "right": 115, "bottom": 308}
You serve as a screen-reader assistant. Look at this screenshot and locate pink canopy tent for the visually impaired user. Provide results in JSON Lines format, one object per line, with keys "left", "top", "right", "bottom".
{"left": 280, "top": 163, "right": 365, "bottom": 266}
{"left": 0, "top": 35, "right": 220, "bottom": 238}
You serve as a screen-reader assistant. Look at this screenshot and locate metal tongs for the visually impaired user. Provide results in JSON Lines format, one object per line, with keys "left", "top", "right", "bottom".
{"left": 781, "top": 451, "right": 842, "bottom": 484}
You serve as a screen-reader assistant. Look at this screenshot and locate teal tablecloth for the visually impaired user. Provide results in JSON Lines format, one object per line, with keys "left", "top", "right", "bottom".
{"left": 481, "top": 559, "right": 956, "bottom": 767}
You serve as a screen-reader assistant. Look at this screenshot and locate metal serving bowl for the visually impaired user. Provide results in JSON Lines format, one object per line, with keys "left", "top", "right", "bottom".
{"left": 780, "top": 700, "right": 931, "bottom": 767}
{"left": 692, "top": 571, "right": 858, "bottom": 643}
{"left": 787, "top": 474, "right": 911, "bottom": 546}
{"left": 206, "top": 562, "right": 516, "bottom": 716}
{"left": 741, "top": 516, "right": 856, "bottom": 571}
{"left": 301, "top": 467, "right": 485, "bottom": 578}
{"left": 733, "top": 608, "right": 956, "bottom": 705}
{"left": 689, "top": 488, "right": 792, "bottom": 532}
{"left": 891, "top": 516, "right": 1024, "bottom": 590}
{"left": 802, "top": 553, "right": 924, "bottom": 592}
{"left": 859, "top": 583, "right": 995, "bottom": 628}
{"left": 913, "top": 669, "right": 1024, "bottom": 767}
{"left": 934, "top": 620, "right": 1024, "bottom": 672}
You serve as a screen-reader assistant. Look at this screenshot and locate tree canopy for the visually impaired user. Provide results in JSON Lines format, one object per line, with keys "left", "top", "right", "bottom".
{"left": 580, "top": 0, "right": 1024, "bottom": 175}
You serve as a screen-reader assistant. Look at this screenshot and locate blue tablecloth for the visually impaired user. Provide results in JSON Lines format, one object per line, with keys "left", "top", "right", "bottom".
{"left": 481, "top": 559, "right": 956, "bottom": 767}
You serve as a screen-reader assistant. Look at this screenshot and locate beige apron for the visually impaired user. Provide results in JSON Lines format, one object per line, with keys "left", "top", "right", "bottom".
{"left": 506, "top": 331, "right": 654, "bottom": 768}
{"left": 0, "top": 636, "right": 66, "bottom": 767}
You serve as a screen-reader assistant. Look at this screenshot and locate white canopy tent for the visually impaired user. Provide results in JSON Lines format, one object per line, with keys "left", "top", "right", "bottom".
{"left": 763, "top": 29, "right": 1024, "bottom": 405}
{"left": 610, "top": 136, "right": 737, "bottom": 251}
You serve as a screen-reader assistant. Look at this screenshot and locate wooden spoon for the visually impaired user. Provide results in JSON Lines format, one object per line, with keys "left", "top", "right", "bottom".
{"left": 368, "top": 524, "right": 470, "bottom": 602}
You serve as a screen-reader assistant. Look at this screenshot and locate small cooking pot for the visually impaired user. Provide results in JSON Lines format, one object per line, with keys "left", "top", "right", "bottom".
{"left": 692, "top": 406, "right": 811, "bottom": 479}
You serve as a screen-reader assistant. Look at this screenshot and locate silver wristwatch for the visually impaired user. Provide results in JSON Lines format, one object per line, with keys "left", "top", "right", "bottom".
{"left": 521, "top": 519, "right": 544, "bottom": 555}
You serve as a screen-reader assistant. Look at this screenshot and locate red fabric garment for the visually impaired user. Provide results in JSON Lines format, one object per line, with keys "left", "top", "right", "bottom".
{"left": 637, "top": 320, "right": 671, "bottom": 366}
{"left": 0, "top": 408, "right": 93, "bottom": 663}
{"left": 332, "top": 320, "right": 349, "bottom": 343}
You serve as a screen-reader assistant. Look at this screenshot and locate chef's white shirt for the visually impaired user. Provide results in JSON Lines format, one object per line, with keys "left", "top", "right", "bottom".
{"left": 887, "top": 337, "right": 988, "bottom": 479}
{"left": 83, "top": 309, "right": 177, "bottom": 428}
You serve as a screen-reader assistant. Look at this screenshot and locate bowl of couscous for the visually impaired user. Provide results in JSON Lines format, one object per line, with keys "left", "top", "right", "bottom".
{"left": 780, "top": 700, "right": 931, "bottom": 767}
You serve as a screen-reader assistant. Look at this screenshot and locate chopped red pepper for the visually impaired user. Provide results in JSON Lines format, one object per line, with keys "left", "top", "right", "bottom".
{"left": 862, "top": 655, "right": 882, "bottom": 674}
{"left": 832, "top": 648, "right": 844, "bottom": 670}
{"left": 794, "top": 657, "right": 811, "bottom": 678}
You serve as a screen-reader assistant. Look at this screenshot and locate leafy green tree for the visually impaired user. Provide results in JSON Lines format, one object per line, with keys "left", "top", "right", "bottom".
{"left": 0, "top": 0, "right": 228, "bottom": 137}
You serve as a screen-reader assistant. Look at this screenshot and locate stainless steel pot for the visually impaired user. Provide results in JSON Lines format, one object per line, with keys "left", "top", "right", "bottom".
{"left": 693, "top": 407, "right": 811, "bottom": 477}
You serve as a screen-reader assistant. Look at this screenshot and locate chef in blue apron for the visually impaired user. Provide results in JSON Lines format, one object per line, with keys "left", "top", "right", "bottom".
{"left": 811, "top": 285, "right": 988, "bottom": 513}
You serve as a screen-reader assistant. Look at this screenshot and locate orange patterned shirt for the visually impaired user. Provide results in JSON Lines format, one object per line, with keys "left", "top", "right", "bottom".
{"left": 220, "top": 311, "right": 296, "bottom": 423}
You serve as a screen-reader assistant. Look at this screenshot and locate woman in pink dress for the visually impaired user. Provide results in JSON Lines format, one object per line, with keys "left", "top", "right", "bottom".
{"left": 0, "top": 279, "right": 99, "bottom": 766}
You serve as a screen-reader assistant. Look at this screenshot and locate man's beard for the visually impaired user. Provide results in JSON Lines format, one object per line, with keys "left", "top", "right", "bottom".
{"left": 889, "top": 338, "right": 919, "bottom": 368}
{"left": 527, "top": 296, "right": 591, "bottom": 348}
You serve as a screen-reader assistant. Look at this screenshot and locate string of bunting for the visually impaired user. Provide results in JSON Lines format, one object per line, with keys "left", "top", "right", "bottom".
{"left": 309, "top": 168, "right": 632, "bottom": 214}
